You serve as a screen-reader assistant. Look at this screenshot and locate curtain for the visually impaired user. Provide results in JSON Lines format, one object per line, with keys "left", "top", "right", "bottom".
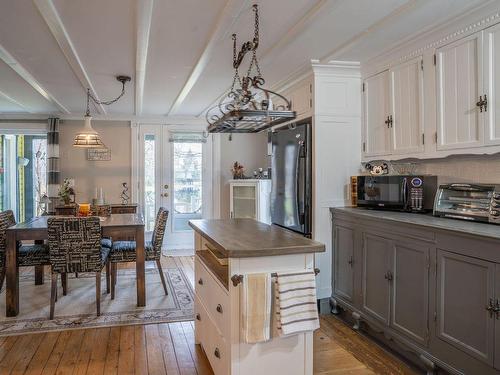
{"left": 46, "top": 118, "right": 60, "bottom": 214}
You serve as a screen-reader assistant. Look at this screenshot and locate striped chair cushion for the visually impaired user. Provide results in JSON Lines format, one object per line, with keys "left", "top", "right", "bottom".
{"left": 101, "top": 238, "right": 112, "bottom": 249}
{"left": 110, "top": 241, "right": 155, "bottom": 262}
{"left": 18, "top": 244, "right": 50, "bottom": 266}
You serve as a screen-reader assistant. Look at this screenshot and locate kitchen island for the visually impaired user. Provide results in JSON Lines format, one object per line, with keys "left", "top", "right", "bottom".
{"left": 188, "top": 219, "right": 325, "bottom": 375}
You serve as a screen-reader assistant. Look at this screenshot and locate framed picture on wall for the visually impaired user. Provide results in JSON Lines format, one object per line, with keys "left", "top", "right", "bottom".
{"left": 87, "top": 148, "right": 111, "bottom": 161}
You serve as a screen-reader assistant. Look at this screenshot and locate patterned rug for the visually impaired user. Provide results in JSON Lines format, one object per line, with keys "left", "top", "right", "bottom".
{"left": 0, "top": 265, "right": 194, "bottom": 336}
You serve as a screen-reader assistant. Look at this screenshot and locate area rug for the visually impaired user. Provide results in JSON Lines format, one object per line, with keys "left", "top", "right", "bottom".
{"left": 0, "top": 265, "right": 194, "bottom": 336}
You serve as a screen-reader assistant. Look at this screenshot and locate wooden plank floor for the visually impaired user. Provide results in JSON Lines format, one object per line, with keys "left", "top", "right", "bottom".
{"left": 0, "top": 256, "right": 419, "bottom": 375}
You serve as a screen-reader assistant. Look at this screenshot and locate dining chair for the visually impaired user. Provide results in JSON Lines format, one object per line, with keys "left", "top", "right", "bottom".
{"left": 109, "top": 207, "right": 169, "bottom": 299}
{"left": 47, "top": 216, "right": 110, "bottom": 319}
{"left": 0, "top": 210, "right": 51, "bottom": 291}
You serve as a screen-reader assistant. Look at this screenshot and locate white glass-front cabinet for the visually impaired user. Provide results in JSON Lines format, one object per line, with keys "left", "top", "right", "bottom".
{"left": 436, "top": 32, "right": 483, "bottom": 150}
{"left": 229, "top": 179, "right": 271, "bottom": 224}
{"left": 362, "top": 57, "right": 423, "bottom": 158}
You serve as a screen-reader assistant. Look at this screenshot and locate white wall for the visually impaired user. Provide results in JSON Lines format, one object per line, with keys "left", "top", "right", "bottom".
{"left": 219, "top": 132, "right": 269, "bottom": 218}
{"left": 59, "top": 120, "right": 131, "bottom": 203}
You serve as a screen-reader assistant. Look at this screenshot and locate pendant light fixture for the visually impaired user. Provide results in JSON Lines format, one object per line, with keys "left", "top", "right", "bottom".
{"left": 73, "top": 75, "right": 131, "bottom": 148}
{"left": 206, "top": 4, "right": 295, "bottom": 133}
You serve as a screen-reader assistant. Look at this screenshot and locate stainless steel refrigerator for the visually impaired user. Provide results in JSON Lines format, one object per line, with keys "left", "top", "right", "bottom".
{"left": 270, "top": 119, "right": 312, "bottom": 237}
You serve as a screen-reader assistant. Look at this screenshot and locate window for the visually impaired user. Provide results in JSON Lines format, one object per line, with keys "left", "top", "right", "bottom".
{"left": 143, "top": 134, "right": 156, "bottom": 232}
{"left": 0, "top": 134, "right": 47, "bottom": 221}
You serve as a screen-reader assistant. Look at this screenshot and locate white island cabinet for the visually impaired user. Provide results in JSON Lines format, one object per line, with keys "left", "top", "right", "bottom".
{"left": 189, "top": 219, "right": 325, "bottom": 375}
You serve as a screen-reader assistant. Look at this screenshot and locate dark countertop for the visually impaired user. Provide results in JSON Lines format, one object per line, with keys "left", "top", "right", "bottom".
{"left": 331, "top": 207, "right": 500, "bottom": 240}
{"left": 188, "top": 219, "right": 325, "bottom": 258}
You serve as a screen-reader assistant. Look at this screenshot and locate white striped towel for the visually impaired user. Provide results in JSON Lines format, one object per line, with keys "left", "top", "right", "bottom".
{"left": 241, "top": 273, "right": 272, "bottom": 343}
{"left": 276, "top": 270, "right": 320, "bottom": 336}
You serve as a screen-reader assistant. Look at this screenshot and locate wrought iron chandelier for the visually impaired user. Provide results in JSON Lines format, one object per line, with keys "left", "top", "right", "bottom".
{"left": 206, "top": 4, "right": 296, "bottom": 133}
{"left": 73, "top": 75, "right": 131, "bottom": 148}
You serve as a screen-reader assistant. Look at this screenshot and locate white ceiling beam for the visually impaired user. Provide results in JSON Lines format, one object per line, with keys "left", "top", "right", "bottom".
{"left": 0, "top": 44, "right": 70, "bottom": 114}
{"left": 0, "top": 90, "right": 33, "bottom": 113}
{"left": 196, "top": 0, "right": 329, "bottom": 118}
{"left": 168, "top": 0, "right": 250, "bottom": 115}
{"left": 33, "top": 0, "right": 106, "bottom": 114}
{"left": 319, "top": 0, "right": 420, "bottom": 62}
{"left": 135, "top": 0, "right": 154, "bottom": 116}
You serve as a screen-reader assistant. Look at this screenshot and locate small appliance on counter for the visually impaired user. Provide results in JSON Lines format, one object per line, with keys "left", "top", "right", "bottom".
{"left": 433, "top": 183, "right": 500, "bottom": 224}
{"left": 356, "top": 175, "right": 438, "bottom": 212}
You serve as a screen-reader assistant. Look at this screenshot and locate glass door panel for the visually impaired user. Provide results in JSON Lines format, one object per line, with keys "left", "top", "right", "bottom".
{"left": 232, "top": 185, "right": 256, "bottom": 219}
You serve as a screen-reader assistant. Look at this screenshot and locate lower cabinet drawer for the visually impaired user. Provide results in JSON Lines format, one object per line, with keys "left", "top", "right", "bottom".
{"left": 195, "top": 255, "right": 230, "bottom": 339}
{"left": 196, "top": 296, "right": 229, "bottom": 375}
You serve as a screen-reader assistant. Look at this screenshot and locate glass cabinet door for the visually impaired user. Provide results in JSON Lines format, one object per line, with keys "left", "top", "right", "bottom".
{"left": 231, "top": 184, "right": 256, "bottom": 219}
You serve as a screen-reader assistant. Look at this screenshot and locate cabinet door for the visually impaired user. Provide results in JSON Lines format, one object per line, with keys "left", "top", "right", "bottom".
{"left": 436, "top": 250, "right": 494, "bottom": 365}
{"left": 363, "top": 71, "right": 390, "bottom": 157}
{"left": 389, "top": 57, "right": 424, "bottom": 154}
{"left": 436, "top": 33, "right": 483, "bottom": 150}
{"left": 333, "top": 224, "right": 355, "bottom": 303}
{"left": 495, "top": 264, "right": 500, "bottom": 370}
{"left": 391, "top": 241, "right": 429, "bottom": 345}
{"left": 230, "top": 183, "right": 257, "bottom": 219}
{"left": 484, "top": 24, "right": 500, "bottom": 145}
{"left": 362, "top": 233, "right": 392, "bottom": 324}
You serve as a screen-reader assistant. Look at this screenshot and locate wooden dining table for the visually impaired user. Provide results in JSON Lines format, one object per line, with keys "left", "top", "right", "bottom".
{"left": 5, "top": 213, "right": 146, "bottom": 317}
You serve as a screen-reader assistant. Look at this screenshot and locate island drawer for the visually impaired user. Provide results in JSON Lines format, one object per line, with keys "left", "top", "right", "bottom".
{"left": 195, "top": 295, "right": 229, "bottom": 375}
{"left": 195, "top": 255, "right": 230, "bottom": 339}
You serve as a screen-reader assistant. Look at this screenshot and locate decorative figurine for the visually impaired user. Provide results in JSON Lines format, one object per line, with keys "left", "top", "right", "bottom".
{"left": 231, "top": 161, "right": 246, "bottom": 179}
{"left": 121, "top": 182, "right": 130, "bottom": 205}
{"left": 365, "top": 162, "right": 389, "bottom": 175}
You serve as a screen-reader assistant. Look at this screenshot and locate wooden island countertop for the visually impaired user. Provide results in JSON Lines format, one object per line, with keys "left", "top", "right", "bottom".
{"left": 188, "top": 218, "right": 325, "bottom": 258}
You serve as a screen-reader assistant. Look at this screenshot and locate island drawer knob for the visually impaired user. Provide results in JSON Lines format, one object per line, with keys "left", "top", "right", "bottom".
{"left": 214, "top": 348, "right": 221, "bottom": 359}
{"left": 198, "top": 278, "right": 203, "bottom": 285}
{"left": 196, "top": 313, "right": 201, "bottom": 321}
{"left": 216, "top": 304, "right": 223, "bottom": 313}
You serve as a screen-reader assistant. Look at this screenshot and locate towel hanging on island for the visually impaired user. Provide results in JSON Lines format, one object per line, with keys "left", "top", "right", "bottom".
{"left": 276, "top": 270, "right": 320, "bottom": 336}
{"left": 241, "top": 273, "right": 272, "bottom": 343}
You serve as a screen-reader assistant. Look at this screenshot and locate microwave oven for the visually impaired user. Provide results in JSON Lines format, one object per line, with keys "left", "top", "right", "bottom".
{"left": 356, "top": 175, "right": 438, "bottom": 212}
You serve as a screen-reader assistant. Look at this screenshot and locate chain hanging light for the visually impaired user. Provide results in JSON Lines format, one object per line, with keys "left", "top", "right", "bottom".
{"left": 206, "top": 4, "right": 295, "bottom": 133}
{"left": 73, "top": 75, "right": 131, "bottom": 148}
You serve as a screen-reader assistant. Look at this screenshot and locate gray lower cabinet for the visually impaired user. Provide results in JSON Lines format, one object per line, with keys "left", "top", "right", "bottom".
{"left": 331, "top": 208, "right": 500, "bottom": 374}
{"left": 361, "top": 233, "right": 392, "bottom": 325}
{"left": 392, "top": 241, "right": 430, "bottom": 346}
{"left": 436, "top": 250, "right": 495, "bottom": 366}
{"left": 333, "top": 224, "right": 355, "bottom": 303}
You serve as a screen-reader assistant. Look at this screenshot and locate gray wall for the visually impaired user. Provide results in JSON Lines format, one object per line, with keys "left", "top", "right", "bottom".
{"left": 219, "top": 132, "right": 269, "bottom": 218}
{"left": 59, "top": 120, "right": 131, "bottom": 203}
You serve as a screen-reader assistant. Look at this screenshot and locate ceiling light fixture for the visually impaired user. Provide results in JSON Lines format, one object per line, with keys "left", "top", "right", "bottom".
{"left": 73, "top": 75, "right": 131, "bottom": 148}
{"left": 206, "top": 4, "right": 296, "bottom": 134}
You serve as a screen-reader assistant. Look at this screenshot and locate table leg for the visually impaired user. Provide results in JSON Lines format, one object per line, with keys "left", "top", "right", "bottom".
{"left": 6, "top": 231, "right": 19, "bottom": 317}
{"left": 136, "top": 227, "right": 145, "bottom": 307}
{"left": 34, "top": 240, "right": 45, "bottom": 285}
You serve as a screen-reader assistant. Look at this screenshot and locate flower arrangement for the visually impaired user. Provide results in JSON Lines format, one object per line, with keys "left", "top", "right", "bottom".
{"left": 231, "top": 161, "right": 246, "bottom": 179}
{"left": 58, "top": 178, "right": 74, "bottom": 205}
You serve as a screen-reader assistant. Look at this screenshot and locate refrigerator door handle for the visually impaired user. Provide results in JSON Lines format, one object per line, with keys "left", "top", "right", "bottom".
{"left": 296, "top": 141, "right": 305, "bottom": 225}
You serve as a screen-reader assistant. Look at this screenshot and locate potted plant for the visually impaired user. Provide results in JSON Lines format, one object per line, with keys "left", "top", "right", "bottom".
{"left": 58, "top": 179, "right": 73, "bottom": 205}
{"left": 231, "top": 161, "right": 245, "bottom": 179}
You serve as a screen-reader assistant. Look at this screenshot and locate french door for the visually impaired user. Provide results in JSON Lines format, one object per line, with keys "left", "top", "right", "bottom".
{"left": 135, "top": 124, "right": 212, "bottom": 250}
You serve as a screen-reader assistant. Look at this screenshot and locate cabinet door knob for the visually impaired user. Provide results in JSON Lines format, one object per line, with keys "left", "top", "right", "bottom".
{"left": 348, "top": 256, "right": 353, "bottom": 267}
{"left": 487, "top": 298, "right": 495, "bottom": 318}
{"left": 195, "top": 313, "right": 201, "bottom": 321}
{"left": 198, "top": 278, "right": 203, "bottom": 285}
{"left": 384, "top": 271, "right": 393, "bottom": 282}
{"left": 216, "top": 304, "right": 223, "bottom": 314}
{"left": 214, "top": 348, "right": 221, "bottom": 359}
{"left": 477, "top": 95, "right": 484, "bottom": 112}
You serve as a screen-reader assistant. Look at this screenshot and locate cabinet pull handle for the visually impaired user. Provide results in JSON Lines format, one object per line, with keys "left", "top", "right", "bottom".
{"left": 487, "top": 298, "right": 495, "bottom": 318}
{"left": 198, "top": 278, "right": 203, "bottom": 285}
{"left": 477, "top": 95, "right": 488, "bottom": 112}
{"left": 389, "top": 115, "right": 393, "bottom": 128}
{"left": 384, "top": 271, "right": 393, "bottom": 282}
{"left": 348, "top": 256, "right": 353, "bottom": 267}
{"left": 494, "top": 299, "right": 500, "bottom": 320}
{"left": 214, "top": 348, "right": 221, "bottom": 359}
{"left": 384, "top": 116, "right": 391, "bottom": 128}
{"left": 195, "top": 313, "right": 201, "bottom": 321}
{"left": 216, "top": 304, "right": 223, "bottom": 314}
{"left": 483, "top": 94, "right": 488, "bottom": 112}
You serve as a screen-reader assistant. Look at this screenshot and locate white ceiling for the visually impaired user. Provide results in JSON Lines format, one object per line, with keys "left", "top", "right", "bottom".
{"left": 0, "top": 0, "right": 493, "bottom": 118}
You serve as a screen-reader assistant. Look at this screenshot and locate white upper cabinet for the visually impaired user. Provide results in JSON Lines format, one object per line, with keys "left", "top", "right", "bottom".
{"left": 389, "top": 57, "right": 424, "bottom": 155}
{"left": 363, "top": 71, "right": 390, "bottom": 157}
{"left": 436, "top": 32, "right": 483, "bottom": 150}
{"left": 484, "top": 24, "right": 500, "bottom": 145}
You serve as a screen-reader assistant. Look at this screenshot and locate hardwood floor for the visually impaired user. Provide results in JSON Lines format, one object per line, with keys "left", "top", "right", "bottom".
{"left": 0, "top": 256, "right": 419, "bottom": 375}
